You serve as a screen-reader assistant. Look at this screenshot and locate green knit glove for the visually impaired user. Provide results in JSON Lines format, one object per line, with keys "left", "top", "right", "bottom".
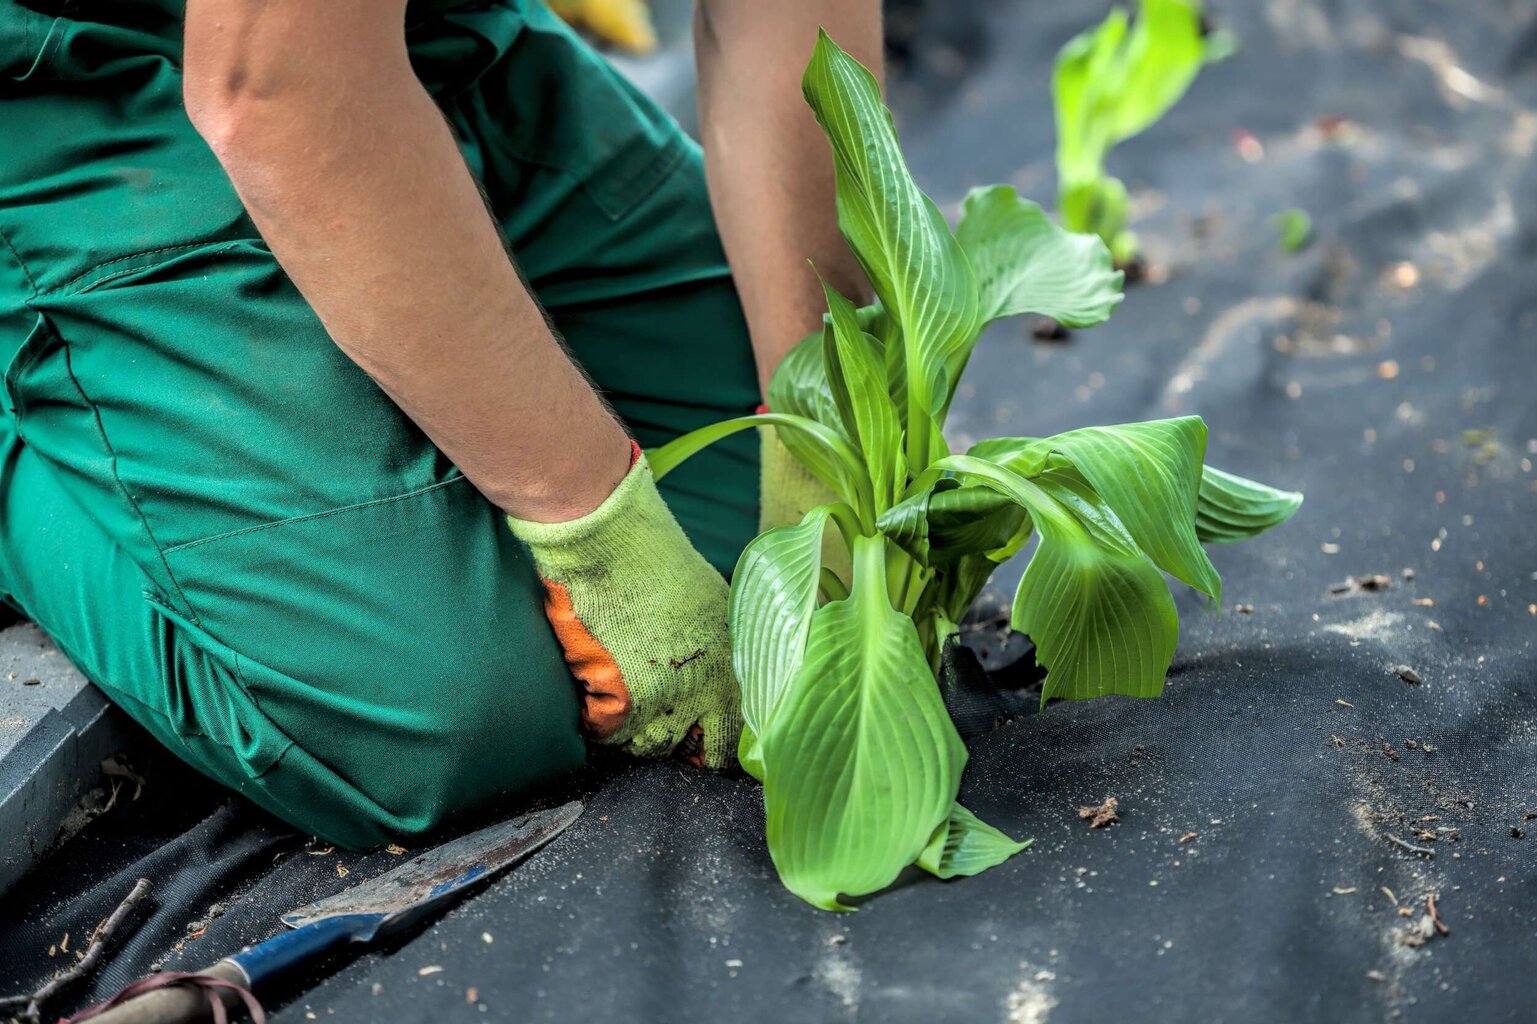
{"left": 759, "top": 427, "right": 850, "bottom": 581}
{"left": 506, "top": 452, "right": 742, "bottom": 768}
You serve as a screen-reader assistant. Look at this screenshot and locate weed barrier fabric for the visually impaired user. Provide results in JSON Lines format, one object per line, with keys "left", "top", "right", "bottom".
{"left": 4, "top": 0, "right": 1537, "bottom": 1019}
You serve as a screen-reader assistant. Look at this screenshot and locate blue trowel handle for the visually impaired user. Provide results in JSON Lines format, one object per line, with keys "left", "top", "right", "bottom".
{"left": 229, "top": 912, "right": 382, "bottom": 987}
{"left": 79, "top": 914, "right": 382, "bottom": 1024}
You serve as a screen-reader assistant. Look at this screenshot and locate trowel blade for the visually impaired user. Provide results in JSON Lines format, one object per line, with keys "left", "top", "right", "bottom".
{"left": 279, "top": 800, "right": 582, "bottom": 933}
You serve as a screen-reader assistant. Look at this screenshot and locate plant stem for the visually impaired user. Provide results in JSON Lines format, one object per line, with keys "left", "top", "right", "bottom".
{"left": 818, "top": 567, "right": 849, "bottom": 603}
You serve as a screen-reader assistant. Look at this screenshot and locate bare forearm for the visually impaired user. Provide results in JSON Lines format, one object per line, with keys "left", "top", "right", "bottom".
{"left": 184, "top": 0, "right": 629, "bottom": 522}
{"left": 694, "top": 0, "right": 882, "bottom": 396}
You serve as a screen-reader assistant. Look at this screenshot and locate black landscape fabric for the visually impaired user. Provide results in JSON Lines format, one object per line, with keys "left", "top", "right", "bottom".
{"left": 4, "top": 0, "right": 1536, "bottom": 1020}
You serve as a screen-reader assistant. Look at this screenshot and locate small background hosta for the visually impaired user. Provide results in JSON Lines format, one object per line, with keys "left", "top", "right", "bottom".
{"left": 1053, "top": 0, "right": 1235, "bottom": 264}
{"left": 651, "top": 32, "right": 1300, "bottom": 911}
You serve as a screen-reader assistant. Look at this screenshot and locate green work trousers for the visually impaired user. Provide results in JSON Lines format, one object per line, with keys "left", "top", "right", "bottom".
{"left": 0, "top": 0, "right": 759, "bottom": 847}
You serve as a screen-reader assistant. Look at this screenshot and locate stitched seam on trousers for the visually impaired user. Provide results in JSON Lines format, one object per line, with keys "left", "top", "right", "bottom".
{"left": 14, "top": 4, "right": 74, "bottom": 84}
{"left": 49, "top": 241, "right": 242, "bottom": 297}
{"left": 0, "top": 224, "right": 40, "bottom": 299}
{"left": 162, "top": 475, "right": 468, "bottom": 555}
{"left": 52, "top": 338, "right": 205, "bottom": 625}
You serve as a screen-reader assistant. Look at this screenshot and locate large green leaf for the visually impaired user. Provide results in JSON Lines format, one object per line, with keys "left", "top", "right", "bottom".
{"left": 917, "top": 803, "right": 1032, "bottom": 880}
{"left": 969, "top": 419, "right": 1221, "bottom": 600}
{"left": 1015, "top": 493, "right": 1178, "bottom": 704}
{"left": 1197, "top": 465, "right": 1304, "bottom": 543}
{"left": 966, "top": 435, "right": 1052, "bottom": 477}
{"left": 929, "top": 485, "right": 1027, "bottom": 558}
{"left": 729, "top": 505, "right": 839, "bottom": 738}
{"left": 877, "top": 482, "right": 1025, "bottom": 566}
{"left": 925, "top": 456, "right": 1179, "bottom": 704}
{"left": 1033, "top": 463, "right": 1142, "bottom": 553}
{"left": 1032, "top": 418, "right": 1221, "bottom": 602}
{"left": 760, "top": 535, "right": 966, "bottom": 910}
{"left": 766, "top": 302, "right": 902, "bottom": 433}
{"left": 821, "top": 279, "right": 906, "bottom": 511}
{"left": 956, "top": 185, "right": 1124, "bottom": 327}
{"left": 802, "top": 31, "right": 979, "bottom": 469}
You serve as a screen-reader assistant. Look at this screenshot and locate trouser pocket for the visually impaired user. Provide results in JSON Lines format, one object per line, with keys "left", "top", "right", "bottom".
{"left": 3, "top": 310, "right": 196, "bottom": 613}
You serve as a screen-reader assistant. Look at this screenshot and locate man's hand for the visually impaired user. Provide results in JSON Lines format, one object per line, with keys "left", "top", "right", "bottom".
{"left": 507, "top": 445, "right": 742, "bottom": 768}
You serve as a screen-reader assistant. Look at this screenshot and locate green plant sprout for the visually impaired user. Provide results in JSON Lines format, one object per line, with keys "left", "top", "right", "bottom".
{"left": 1271, "top": 208, "right": 1313, "bottom": 252}
{"left": 650, "top": 32, "right": 1300, "bottom": 911}
{"left": 1054, "top": 0, "right": 1234, "bottom": 264}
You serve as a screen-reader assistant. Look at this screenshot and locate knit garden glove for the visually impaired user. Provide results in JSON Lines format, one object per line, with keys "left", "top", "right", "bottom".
{"left": 759, "top": 425, "right": 851, "bottom": 581}
{"left": 506, "top": 448, "right": 741, "bottom": 768}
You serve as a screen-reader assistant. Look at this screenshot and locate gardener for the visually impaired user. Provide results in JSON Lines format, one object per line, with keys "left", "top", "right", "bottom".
{"left": 0, "top": 0, "right": 876, "bottom": 847}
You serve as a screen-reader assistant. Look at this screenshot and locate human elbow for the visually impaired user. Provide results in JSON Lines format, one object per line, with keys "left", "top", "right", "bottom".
{"left": 182, "top": 1, "right": 410, "bottom": 160}
{"left": 183, "top": 41, "right": 295, "bottom": 161}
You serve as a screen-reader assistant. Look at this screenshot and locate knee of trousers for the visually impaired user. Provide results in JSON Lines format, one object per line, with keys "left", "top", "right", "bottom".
{"left": 137, "top": 486, "right": 590, "bottom": 849}
{"left": 143, "top": 587, "right": 590, "bottom": 850}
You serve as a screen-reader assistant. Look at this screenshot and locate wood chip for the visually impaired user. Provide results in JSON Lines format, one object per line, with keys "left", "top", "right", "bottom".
{"left": 1413, "top": 597, "right": 1435, "bottom": 607}
{"left": 1426, "top": 894, "right": 1450, "bottom": 936}
{"left": 466, "top": 987, "right": 479, "bottom": 1004}
{"left": 1178, "top": 832, "right": 1198, "bottom": 844}
{"left": 1380, "top": 886, "right": 1398, "bottom": 905}
{"left": 336, "top": 863, "right": 349, "bottom": 878}
{"left": 307, "top": 846, "right": 335, "bottom": 856}
{"left": 1335, "top": 699, "right": 1355, "bottom": 707}
{"left": 418, "top": 966, "right": 444, "bottom": 976}
{"left": 385, "top": 844, "right": 407, "bottom": 855}
{"left": 1078, "top": 797, "right": 1120, "bottom": 828}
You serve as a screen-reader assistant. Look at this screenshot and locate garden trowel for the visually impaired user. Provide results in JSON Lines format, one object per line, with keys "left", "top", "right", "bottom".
{"left": 77, "top": 800, "right": 584, "bottom": 1024}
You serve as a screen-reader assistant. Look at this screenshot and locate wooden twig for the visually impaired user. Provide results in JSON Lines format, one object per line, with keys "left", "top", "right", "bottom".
{"left": 1427, "top": 893, "right": 1450, "bottom": 936}
{"left": 0, "top": 878, "right": 152, "bottom": 1022}
{"left": 1385, "top": 832, "right": 1435, "bottom": 857}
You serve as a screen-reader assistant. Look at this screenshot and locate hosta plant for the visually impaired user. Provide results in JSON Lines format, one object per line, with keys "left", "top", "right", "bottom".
{"left": 1054, "top": 0, "right": 1234, "bottom": 264}
{"left": 651, "top": 32, "right": 1300, "bottom": 911}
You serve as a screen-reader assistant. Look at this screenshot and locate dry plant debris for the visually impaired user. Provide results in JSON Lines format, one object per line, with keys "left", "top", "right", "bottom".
{"left": 1078, "top": 797, "right": 1120, "bottom": 828}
